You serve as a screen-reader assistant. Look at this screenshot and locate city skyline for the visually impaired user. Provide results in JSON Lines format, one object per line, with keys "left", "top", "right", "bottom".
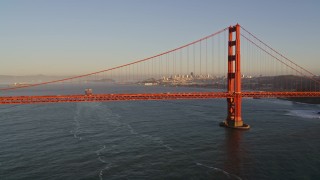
{"left": 1, "top": 0, "right": 320, "bottom": 76}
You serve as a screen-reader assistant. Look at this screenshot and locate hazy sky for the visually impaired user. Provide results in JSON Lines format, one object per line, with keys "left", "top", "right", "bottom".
{"left": 1, "top": 0, "right": 319, "bottom": 76}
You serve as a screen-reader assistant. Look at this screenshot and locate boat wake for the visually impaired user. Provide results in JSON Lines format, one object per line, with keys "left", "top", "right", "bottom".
{"left": 95, "top": 145, "right": 113, "bottom": 180}
{"left": 286, "top": 110, "right": 320, "bottom": 119}
{"left": 140, "top": 133, "right": 173, "bottom": 151}
{"left": 96, "top": 145, "right": 107, "bottom": 163}
{"left": 71, "top": 104, "right": 82, "bottom": 140}
{"left": 98, "top": 163, "right": 113, "bottom": 180}
{"left": 85, "top": 104, "right": 174, "bottom": 180}
{"left": 257, "top": 98, "right": 293, "bottom": 106}
{"left": 70, "top": 103, "right": 118, "bottom": 180}
{"left": 69, "top": 102, "right": 241, "bottom": 180}
{"left": 196, "top": 162, "right": 242, "bottom": 180}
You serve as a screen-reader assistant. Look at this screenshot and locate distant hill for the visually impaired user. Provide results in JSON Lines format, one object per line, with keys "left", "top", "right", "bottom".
{"left": 89, "top": 78, "right": 115, "bottom": 83}
{"left": 0, "top": 75, "right": 69, "bottom": 85}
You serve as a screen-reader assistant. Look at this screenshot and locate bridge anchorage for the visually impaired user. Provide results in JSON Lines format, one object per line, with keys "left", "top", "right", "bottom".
{"left": 220, "top": 24, "right": 250, "bottom": 130}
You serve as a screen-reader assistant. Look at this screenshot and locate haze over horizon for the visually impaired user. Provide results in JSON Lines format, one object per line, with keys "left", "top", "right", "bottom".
{"left": 1, "top": 0, "right": 320, "bottom": 76}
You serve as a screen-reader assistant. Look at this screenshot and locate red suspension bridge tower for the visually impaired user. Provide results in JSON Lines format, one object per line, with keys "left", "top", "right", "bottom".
{"left": 220, "top": 24, "right": 250, "bottom": 129}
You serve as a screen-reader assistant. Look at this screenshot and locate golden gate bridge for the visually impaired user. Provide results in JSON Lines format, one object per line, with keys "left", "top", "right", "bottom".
{"left": 1, "top": 24, "right": 320, "bottom": 129}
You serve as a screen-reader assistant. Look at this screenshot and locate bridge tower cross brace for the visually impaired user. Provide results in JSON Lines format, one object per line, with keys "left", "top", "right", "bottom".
{"left": 220, "top": 24, "right": 250, "bottom": 129}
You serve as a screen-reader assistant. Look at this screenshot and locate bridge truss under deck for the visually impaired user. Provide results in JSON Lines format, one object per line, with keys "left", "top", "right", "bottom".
{"left": 1, "top": 92, "right": 319, "bottom": 104}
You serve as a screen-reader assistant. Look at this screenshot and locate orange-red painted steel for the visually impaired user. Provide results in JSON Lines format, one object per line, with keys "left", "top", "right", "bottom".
{"left": 227, "top": 25, "right": 235, "bottom": 121}
{"left": 226, "top": 24, "right": 243, "bottom": 127}
{"left": 1, "top": 92, "right": 320, "bottom": 104}
{"left": 242, "top": 91, "right": 320, "bottom": 98}
{"left": 234, "top": 24, "right": 242, "bottom": 122}
{"left": 0, "top": 92, "right": 229, "bottom": 104}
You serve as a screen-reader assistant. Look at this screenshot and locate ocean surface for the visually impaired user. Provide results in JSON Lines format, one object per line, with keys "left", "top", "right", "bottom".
{"left": 0, "top": 84, "right": 320, "bottom": 180}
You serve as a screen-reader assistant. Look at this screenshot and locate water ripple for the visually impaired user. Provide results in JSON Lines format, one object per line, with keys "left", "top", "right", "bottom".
{"left": 196, "top": 162, "right": 242, "bottom": 180}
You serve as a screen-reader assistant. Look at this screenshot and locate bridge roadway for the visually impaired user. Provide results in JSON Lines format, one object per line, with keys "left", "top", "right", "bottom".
{"left": 1, "top": 92, "right": 320, "bottom": 104}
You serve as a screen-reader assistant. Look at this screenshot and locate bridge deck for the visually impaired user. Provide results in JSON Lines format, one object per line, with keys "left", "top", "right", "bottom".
{"left": 1, "top": 92, "right": 320, "bottom": 104}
